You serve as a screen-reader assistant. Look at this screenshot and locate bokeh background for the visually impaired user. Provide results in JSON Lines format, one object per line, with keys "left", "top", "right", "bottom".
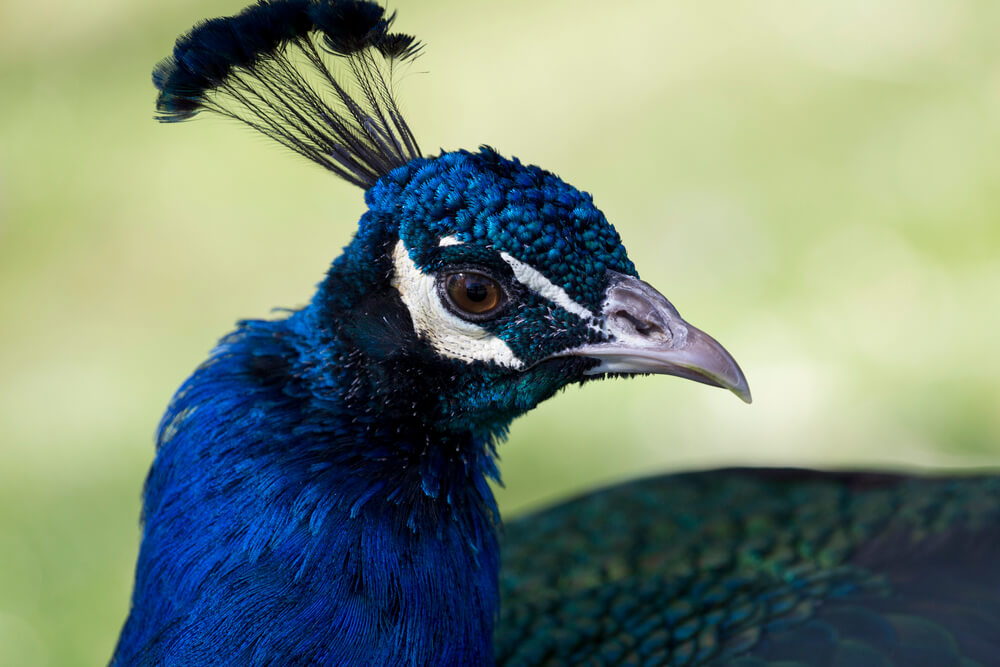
{"left": 2, "top": 0, "right": 999, "bottom": 663}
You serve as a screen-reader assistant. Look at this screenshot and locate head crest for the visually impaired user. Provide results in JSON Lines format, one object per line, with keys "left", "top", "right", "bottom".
{"left": 153, "top": 0, "right": 423, "bottom": 188}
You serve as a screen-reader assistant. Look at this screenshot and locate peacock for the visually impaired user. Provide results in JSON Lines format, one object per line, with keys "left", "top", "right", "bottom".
{"left": 113, "top": 1, "right": 1000, "bottom": 665}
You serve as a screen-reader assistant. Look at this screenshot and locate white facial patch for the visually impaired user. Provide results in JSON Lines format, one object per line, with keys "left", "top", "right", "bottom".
{"left": 391, "top": 240, "right": 524, "bottom": 369}
{"left": 438, "top": 235, "right": 463, "bottom": 247}
{"left": 499, "top": 252, "right": 595, "bottom": 320}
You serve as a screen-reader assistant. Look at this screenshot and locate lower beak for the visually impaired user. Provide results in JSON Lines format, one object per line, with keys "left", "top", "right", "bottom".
{"left": 551, "top": 272, "right": 751, "bottom": 403}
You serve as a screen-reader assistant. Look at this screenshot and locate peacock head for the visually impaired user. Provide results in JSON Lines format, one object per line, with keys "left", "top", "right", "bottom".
{"left": 312, "top": 147, "right": 750, "bottom": 438}
{"left": 153, "top": 0, "right": 749, "bottom": 440}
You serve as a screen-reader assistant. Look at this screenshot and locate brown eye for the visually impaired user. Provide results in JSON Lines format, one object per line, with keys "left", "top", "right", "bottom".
{"left": 443, "top": 272, "right": 503, "bottom": 318}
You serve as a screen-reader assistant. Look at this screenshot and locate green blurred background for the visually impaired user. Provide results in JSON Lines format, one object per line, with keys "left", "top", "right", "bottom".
{"left": 2, "top": 0, "right": 999, "bottom": 663}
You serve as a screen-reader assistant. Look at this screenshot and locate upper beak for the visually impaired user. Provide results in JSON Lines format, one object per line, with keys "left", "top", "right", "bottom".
{"left": 551, "top": 272, "right": 751, "bottom": 403}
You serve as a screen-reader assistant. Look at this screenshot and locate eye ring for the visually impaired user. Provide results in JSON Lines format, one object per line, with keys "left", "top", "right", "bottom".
{"left": 438, "top": 270, "right": 506, "bottom": 321}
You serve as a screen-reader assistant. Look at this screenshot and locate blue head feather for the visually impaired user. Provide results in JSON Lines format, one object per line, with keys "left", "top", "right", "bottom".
{"left": 375, "top": 148, "right": 635, "bottom": 309}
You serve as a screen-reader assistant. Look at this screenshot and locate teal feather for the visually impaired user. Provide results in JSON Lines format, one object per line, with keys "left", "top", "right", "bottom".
{"left": 497, "top": 470, "right": 1000, "bottom": 665}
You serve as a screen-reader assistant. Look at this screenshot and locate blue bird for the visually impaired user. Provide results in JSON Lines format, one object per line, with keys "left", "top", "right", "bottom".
{"left": 114, "top": 1, "right": 1000, "bottom": 665}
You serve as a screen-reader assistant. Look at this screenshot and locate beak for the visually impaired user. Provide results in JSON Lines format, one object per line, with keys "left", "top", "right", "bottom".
{"left": 551, "top": 272, "right": 751, "bottom": 403}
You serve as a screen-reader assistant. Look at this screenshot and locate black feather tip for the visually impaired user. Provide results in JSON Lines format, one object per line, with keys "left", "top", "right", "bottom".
{"left": 153, "top": 0, "right": 423, "bottom": 188}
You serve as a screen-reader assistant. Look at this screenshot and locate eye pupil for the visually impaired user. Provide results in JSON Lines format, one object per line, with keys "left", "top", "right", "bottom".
{"left": 465, "top": 281, "right": 489, "bottom": 302}
{"left": 445, "top": 272, "right": 502, "bottom": 316}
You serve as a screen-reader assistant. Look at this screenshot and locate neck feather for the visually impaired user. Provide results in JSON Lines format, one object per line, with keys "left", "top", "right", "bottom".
{"left": 114, "top": 313, "right": 502, "bottom": 666}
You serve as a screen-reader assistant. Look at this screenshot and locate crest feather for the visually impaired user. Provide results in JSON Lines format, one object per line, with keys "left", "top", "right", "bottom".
{"left": 153, "top": 0, "right": 423, "bottom": 188}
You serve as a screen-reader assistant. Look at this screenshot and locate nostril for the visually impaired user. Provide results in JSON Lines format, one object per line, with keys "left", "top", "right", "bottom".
{"left": 613, "top": 310, "right": 662, "bottom": 337}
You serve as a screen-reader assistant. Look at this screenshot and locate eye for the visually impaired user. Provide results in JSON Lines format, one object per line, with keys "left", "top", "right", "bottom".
{"left": 441, "top": 271, "right": 505, "bottom": 319}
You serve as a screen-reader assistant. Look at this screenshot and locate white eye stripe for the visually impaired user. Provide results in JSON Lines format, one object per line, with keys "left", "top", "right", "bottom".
{"left": 390, "top": 240, "right": 523, "bottom": 369}
{"left": 439, "top": 236, "right": 591, "bottom": 319}
{"left": 499, "top": 252, "right": 595, "bottom": 321}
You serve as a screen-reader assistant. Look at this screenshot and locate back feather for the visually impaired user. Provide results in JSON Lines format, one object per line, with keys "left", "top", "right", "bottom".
{"left": 497, "top": 468, "right": 1000, "bottom": 666}
{"left": 153, "top": 0, "right": 422, "bottom": 188}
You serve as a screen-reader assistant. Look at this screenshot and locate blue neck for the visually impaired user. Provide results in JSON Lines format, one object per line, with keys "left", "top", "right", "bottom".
{"left": 114, "top": 306, "right": 503, "bottom": 665}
